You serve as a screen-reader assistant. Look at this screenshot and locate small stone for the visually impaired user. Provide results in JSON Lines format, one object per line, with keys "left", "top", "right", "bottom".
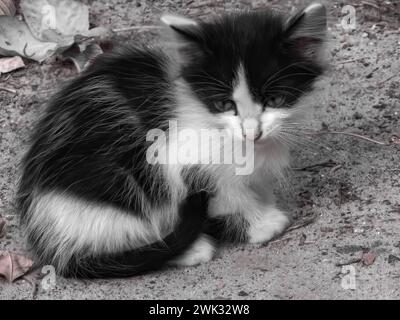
{"left": 353, "top": 112, "right": 363, "bottom": 120}
{"left": 361, "top": 251, "right": 376, "bottom": 266}
{"left": 321, "top": 227, "right": 334, "bottom": 233}
{"left": 388, "top": 255, "right": 400, "bottom": 264}
{"left": 238, "top": 290, "right": 249, "bottom": 297}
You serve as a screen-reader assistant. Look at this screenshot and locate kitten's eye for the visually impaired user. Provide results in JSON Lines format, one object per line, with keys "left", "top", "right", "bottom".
{"left": 215, "top": 100, "right": 236, "bottom": 113}
{"left": 265, "top": 96, "right": 285, "bottom": 108}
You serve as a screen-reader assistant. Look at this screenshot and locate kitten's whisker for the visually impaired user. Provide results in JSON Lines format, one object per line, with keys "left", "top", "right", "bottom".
{"left": 279, "top": 135, "right": 320, "bottom": 152}
{"left": 268, "top": 85, "right": 308, "bottom": 95}
{"left": 262, "top": 61, "right": 311, "bottom": 89}
{"left": 190, "top": 74, "right": 231, "bottom": 91}
{"left": 279, "top": 130, "right": 335, "bottom": 153}
{"left": 198, "top": 72, "right": 232, "bottom": 90}
{"left": 263, "top": 71, "right": 317, "bottom": 92}
{"left": 266, "top": 89, "right": 301, "bottom": 101}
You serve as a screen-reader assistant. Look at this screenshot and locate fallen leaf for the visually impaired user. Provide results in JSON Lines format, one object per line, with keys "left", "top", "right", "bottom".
{"left": 0, "top": 251, "right": 34, "bottom": 282}
{"left": 63, "top": 43, "right": 103, "bottom": 72}
{"left": 0, "top": 16, "right": 59, "bottom": 62}
{"left": 361, "top": 251, "right": 376, "bottom": 266}
{"left": 0, "top": 0, "right": 111, "bottom": 63}
{"left": 21, "top": 0, "right": 111, "bottom": 48}
{"left": 0, "top": 0, "right": 16, "bottom": 16}
{"left": 0, "top": 218, "right": 5, "bottom": 238}
{"left": 21, "top": 0, "right": 90, "bottom": 41}
{"left": 0, "top": 1, "right": 112, "bottom": 65}
{"left": 0, "top": 56, "right": 25, "bottom": 74}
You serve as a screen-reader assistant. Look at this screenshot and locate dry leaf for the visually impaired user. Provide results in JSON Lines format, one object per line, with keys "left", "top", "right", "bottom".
{"left": 0, "top": 0, "right": 16, "bottom": 16}
{"left": 0, "top": 251, "right": 34, "bottom": 282}
{"left": 3, "top": 0, "right": 112, "bottom": 62}
{"left": 21, "top": 0, "right": 90, "bottom": 41}
{"left": 0, "top": 218, "right": 5, "bottom": 238}
{"left": 0, "top": 56, "right": 25, "bottom": 74}
{"left": 20, "top": 0, "right": 111, "bottom": 45}
{"left": 0, "top": 16, "right": 59, "bottom": 62}
{"left": 361, "top": 251, "right": 376, "bottom": 266}
{"left": 63, "top": 43, "right": 103, "bottom": 72}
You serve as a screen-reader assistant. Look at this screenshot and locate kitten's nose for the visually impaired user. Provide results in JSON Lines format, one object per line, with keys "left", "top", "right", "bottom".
{"left": 244, "top": 130, "right": 262, "bottom": 141}
{"left": 242, "top": 118, "right": 261, "bottom": 141}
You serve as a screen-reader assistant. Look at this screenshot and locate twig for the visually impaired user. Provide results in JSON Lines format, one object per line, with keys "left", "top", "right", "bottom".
{"left": 293, "top": 160, "right": 338, "bottom": 171}
{"left": 266, "top": 214, "right": 319, "bottom": 247}
{"left": 267, "top": 215, "right": 319, "bottom": 247}
{"left": 23, "top": 43, "right": 35, "bottom": 59}
{"left": 0, "top": 87, "right": 17, "bottom": 94}
{"left": 112, "top": 26, "right": 163, "bottom": 32}
{"left": 335, "top": 258, "right": 362, "bottom": 267}
{"left": 386, "top": 30, "right": 400, "bottom": 35}
{"left": 309, "top": 131, "right": 388, "bottom": 146}
{"left": 286, "top": 214, "right": 318, "bottom": 232}
{"left": 337, "top": 58, "right": 363, "bottom": 65}
{"left": 362, "top": 1, "right": 380, "bottom": 10}
{"left": 268, "top": 236, "right": 292, "bottom": 245}
{"left": 330, "top": 164, "right": 342, "bottom": 174}
{"left": 378, "top": 74, "right": 397, "bottom": 86}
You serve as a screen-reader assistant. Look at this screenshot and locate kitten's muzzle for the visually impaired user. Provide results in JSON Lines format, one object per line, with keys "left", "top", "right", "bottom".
{"left": 242, "top": 118, "right": 262, "bottom": 141}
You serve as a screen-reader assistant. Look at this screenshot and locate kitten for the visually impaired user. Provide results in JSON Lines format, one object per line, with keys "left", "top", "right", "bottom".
{"left": 17, "top": 3, "right": 327, "bottom": 278}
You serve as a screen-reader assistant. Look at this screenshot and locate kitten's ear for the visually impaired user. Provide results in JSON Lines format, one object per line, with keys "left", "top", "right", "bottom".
{"left": 284, "top": 3, "right": 327, "bottom": 59}
{"left": 161, "top": 14, "right": 201, "bottom": 43}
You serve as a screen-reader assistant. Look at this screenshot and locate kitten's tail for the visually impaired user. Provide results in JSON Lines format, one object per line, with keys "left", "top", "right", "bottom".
{"left": 63, "top": 192, "right": 209, "bottom": 278}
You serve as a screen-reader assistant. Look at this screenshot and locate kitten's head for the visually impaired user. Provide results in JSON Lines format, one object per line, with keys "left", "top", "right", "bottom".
{"left": 162, "top": 3, "right": 327, "bottom": 143}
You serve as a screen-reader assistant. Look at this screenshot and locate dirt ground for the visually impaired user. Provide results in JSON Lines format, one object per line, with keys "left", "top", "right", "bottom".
{"left": 0, "top": 0, "right": 399, "bottom": 299}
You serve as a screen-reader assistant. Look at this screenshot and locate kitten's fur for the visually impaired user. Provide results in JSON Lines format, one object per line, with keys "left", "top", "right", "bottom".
{"left": 17, "top": 4, "right": 327, "bottom": 278}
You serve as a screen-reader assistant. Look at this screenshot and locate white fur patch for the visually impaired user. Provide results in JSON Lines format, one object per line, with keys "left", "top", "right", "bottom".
{"left": 26, "top": 191, "right": 177, "bottom": 272}
{"left": 232, "top": 65, "right": 262, "bottom": 119}
{"left": 259, "top": 108, "right": 291, "bottom": 139}
{"left": 208, "top": 176, "right": 255, "bottom": 218}
{"left": 171, "top": 234, "right": 215, "bottom": 267}
{"left": 247, "top": 206, "right": 291, "bottom": 244}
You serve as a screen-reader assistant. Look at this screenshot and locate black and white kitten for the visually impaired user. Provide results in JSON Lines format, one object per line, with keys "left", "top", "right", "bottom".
{"left": 17, "top": 3, "right": 327, "bottom": 278}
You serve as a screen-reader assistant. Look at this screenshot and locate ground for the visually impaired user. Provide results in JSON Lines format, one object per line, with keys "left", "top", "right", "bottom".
{"left": 0, "top": 0, "right": 399, "bottom": 300}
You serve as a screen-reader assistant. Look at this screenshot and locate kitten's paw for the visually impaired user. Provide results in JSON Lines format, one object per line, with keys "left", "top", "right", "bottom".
{"left": 171, "top": 234, "right": 215, "bottom": 267}
{"left": 248, "top": 208, "right": 291, "bottom": 244}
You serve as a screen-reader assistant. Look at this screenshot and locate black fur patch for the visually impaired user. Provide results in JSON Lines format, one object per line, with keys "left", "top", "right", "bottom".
{"left": 18, "top": 46, "right": 174, "bottom": 218}
{"left": 176, "top": 11, "right": 325, "bottom": 113}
